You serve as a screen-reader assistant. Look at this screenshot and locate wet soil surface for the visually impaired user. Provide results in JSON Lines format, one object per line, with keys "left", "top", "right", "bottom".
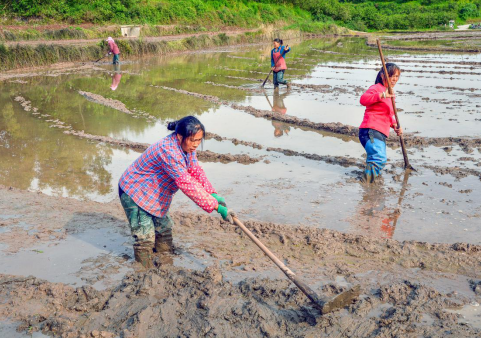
{"left": 1, "top": 186, "right": 480, "bottom": 337}
{"left": 2, "top": 36, "right": 481, "bottom": 336}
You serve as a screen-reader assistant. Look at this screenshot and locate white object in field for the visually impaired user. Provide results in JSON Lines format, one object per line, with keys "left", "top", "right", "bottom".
{"left": 120, "top": 25, "right": 141, "bottom": 38}
{"left": 449, "top": 20, "right": 455, "bottom": 28}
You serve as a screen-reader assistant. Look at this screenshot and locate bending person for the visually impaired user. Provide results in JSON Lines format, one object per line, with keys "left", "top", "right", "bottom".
{"left": 118, "top": 116, "right": 230, "bottom": 268}
{"left": 359, "top": 63, "right": 403, "bottom": 183}
{"left": 106, "top": 37, "right": 120, "bottom": 65}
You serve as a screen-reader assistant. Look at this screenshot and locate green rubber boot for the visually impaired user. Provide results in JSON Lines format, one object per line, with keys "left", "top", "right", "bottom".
{"left": 154, "top": 229, "right": 173, "bottom": 254}
{"left": 133, "top": 243, "right": 154, "bottom": 268}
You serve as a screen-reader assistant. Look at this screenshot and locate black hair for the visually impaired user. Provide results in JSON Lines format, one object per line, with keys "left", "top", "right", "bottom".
{"left": 273, "top": 38, "right": 283, "bottom": 45}
{"left": 167, "top": 116, "right": 205, "bottom": 144}
{"left": 375, "top": 63, "right": 401, "bottom": 85}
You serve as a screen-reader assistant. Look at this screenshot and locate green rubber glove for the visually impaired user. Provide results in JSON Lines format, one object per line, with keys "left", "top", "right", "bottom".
{"left": 211, "top": 193, "right": 227, "bottom": 207}
{"left": 217, "top": 205, "right": 229, "bottom": 220}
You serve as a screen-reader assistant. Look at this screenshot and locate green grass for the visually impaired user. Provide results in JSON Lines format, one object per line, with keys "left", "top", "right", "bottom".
{"left": 0, "top": 0, "right": 310, "bottom": 26}
{"left": 1, "top": 0, "right": 480, "bottom": 36}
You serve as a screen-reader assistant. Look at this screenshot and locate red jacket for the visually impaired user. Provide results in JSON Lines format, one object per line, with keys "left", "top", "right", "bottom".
{"left": 108, "top": 40, "right": 120, "bottom": 55}
{"left": 359, "top": 83, "right": 397, "bottom": 137}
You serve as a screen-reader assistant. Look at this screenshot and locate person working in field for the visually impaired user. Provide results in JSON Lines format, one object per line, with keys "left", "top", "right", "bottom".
{"left": 359, "top": 63, "right": 403, "bottom": 183}
{"left": 271, "top": 38, "right": 291, "bottom": 90}
{"left": 118, "top": 116, "right": 231, "bottom": 268}
{"left": 106, "top": 37, "right": 120, "bottom": 65}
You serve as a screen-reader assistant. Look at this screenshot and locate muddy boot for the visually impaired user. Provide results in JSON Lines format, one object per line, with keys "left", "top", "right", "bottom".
{"left": 286, "top": 82, "right": 291, "bottom": 91}
{"left": 133, "top": 243, "right": 154, "bottom": 269}
{"left": 154, "top": 229, "right": 174, "bottom": 254}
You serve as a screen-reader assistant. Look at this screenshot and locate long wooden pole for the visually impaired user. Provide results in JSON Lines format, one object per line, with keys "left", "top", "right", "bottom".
{"left": 376, "top": 39, "right": 415, "bottom": 171}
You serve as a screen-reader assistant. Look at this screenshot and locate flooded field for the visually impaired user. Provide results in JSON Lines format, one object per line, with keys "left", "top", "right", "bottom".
{"left": 2, "top": 37, "right": 480, "bottom": 242}
{"left": 1, "top": 36, "right": 481, "bottom": 336}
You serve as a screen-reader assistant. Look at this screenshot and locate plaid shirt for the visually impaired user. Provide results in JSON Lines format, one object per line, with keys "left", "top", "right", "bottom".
{"left": 119, "top": 133, "right": 218, "bottom": 217}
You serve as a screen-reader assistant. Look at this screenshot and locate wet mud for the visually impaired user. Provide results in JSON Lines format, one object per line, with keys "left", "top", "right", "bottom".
{"left": 205, "top": 132, "right": 263, "bottom": 149}
{"left": 312, "top": 63, "right": 481, "bottom": 77}
{"left": 0, "top": 63, "right": 105, "bottom": 82}
{"left": 365, "top": 35, "right": 481, "bottom": 53}
{"left": 155, "top": 85, "right": 360, "bottom": 136}
{"left": 64, "top": 131, "right": 262, "bottom": 165}
{"left": 267, "top": 147, "right": 364, "bottom": 169}
{"left": 1, "top": 269, "right": 478, "bottom": 338}
{"left": 78, "top": 90, "right": 156, "bottom": 120}
{"left": 13, "top": 95, "right": 262, "bottom": 165}
{"left": 223, "top": 74, "right": 363, "bottom": 94}
{"left": 1, "top": 187, "right": 481, "bottom": 337}
{"left": 204, "top": 81, "right": 264, "bottom": 93}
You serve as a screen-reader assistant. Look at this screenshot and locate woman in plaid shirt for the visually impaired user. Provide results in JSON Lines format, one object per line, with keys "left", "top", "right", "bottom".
{"left": 118, "top": 116, "right": 230, "bottom": 268}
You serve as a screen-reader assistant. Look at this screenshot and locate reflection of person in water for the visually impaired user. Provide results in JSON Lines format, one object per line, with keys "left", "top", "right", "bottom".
{"left": 352, "top": 171, "right": 410, "bottom": 239}
{"left": 266, "top": 91, "right": 291, "bottom": 137}
{"left": 110, "top": 65, "right": 122, "bottom": 91}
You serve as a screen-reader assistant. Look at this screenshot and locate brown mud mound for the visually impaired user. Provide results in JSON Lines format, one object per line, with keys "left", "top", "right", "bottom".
{"left": 204, "top": 81, "right": 264, "bottom": 93}
{"left": 63, "top": 130, "right": 262, "bottom": 164}
{"left": 206, "top": 131, "right": 263, "bottom": 149}
{"left": 224, "top": 74, "right": 356, "bottom": 94}
{"left": 78, "top": 90, "right": 156, "bottom": 120}
{"left": 198, "top": 150, "right": 261, "bottom": 164}
{"left": 267, "top": 146, "right": 364, "bottom": 169}
{"left": 1, "top": 267, "right": 479, "bottom": 338}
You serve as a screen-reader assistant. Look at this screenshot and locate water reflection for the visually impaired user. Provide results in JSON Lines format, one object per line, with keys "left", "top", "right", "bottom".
{"left": 264, "top": 90, "right": 291, "bottom": 137}
{"left": 110, "top": 64, "right": 122, "bottom": 91}
{"left": 353, "top": 171, "right": 411, "bottom": 239}
{"left": 0, "top": 97, "right": 114, "bottom": 197}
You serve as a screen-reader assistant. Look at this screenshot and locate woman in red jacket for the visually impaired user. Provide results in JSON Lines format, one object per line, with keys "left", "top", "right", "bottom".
{"left": 359, "top": 63, "right": 403, "bottom": 183}
{"left": 106, "top": 37, "right": 120, "bottom": 65}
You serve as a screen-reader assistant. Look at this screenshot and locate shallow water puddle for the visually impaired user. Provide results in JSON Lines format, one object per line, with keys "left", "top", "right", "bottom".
{"left": 0, "top": 321, "right": 49, "bottom": 338}
{"left": 446, "top": 302, "right": 481, "bottom": 329}
{"left": 0, "top": 227, "right": 132, "bottom": 289}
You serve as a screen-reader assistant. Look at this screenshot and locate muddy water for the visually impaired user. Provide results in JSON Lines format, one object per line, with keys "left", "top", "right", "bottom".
{"left": 1, "top": 37, "right": 481, "bottom": 248}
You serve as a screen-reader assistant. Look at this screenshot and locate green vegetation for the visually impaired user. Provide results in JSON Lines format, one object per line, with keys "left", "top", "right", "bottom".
{"left": 0, "top": 0, "right": 310, "bottom": 27}
{"left": 0, "top": 28, "right": 302, "bottom": 70}
{"left": 283, "top": 0, "right": 481, "bottom": 31}
{"left": 1, "top": 0, "right": 481, "bottom": 32}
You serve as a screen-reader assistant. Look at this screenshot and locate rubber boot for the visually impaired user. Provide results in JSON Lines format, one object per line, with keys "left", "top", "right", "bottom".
{"left": 154, "top": 229, "right": 174, "bottom": 254}
{"left": 133, "top": 243, "right": 154, "bottom": 268}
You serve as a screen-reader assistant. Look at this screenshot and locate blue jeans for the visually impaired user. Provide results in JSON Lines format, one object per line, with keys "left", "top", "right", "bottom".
{"left": 273, "top": 70, "right": 287, "bottom": 88}
{"left": 359, "top": 128, "right": 387, "bottom": 183}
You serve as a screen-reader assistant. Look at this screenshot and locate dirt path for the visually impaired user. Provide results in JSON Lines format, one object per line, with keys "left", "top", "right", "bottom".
{"left": 4, "top": 28, "right": 258, "bottom": 47}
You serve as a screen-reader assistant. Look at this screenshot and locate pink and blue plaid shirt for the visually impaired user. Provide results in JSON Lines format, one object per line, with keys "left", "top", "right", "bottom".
{"left": 119, "top": 133, "right": 218, "bottom": 217}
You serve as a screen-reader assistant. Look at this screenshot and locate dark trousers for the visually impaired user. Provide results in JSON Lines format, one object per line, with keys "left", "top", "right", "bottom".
{"left": 273, "top": 70, "right": 287, "bottom": 88}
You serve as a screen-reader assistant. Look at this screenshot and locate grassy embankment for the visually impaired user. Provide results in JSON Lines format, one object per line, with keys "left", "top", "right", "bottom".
{"left": 0, "top": 0, "right": 348, "bottom": 70}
